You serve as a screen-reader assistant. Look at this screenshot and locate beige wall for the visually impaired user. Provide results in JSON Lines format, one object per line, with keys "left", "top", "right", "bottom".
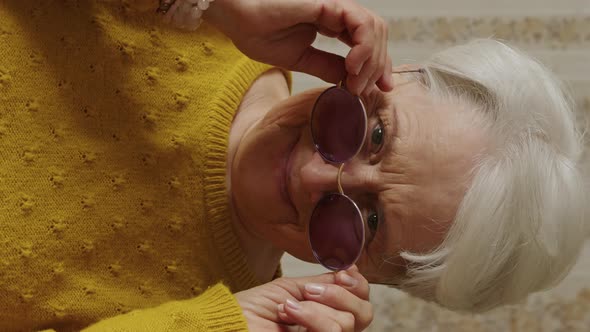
{"left": 292, "top": 1, "right": 590, "bottom": 118}
{"left": 284, "top": 1, "right": 590, "bottom": 330}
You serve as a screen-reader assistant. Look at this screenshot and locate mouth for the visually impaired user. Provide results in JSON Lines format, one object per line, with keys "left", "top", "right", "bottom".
{"left": 279, "top": 130, "right": 300, "bottom": 222}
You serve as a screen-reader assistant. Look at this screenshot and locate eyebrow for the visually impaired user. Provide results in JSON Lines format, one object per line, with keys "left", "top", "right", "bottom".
{"left": 372, "top": 97, "right": 400, "bottom": 256}
{"left": 379, "top": 95, "right": 402, "bottom": 175}
{"left": 373, "top": 92, "right": 398, "bottom": 159}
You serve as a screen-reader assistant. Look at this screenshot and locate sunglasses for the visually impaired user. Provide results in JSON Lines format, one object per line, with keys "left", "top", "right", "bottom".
{"left": 308, "top": 69, "right": 423, "bottom": 272}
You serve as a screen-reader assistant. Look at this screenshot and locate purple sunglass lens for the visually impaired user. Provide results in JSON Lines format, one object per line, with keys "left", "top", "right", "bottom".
{"left": 311, "top": 87, "right": 367, "bottom": 164}
{"left": 309, "top": 193, "right": 365, "bottom": 271}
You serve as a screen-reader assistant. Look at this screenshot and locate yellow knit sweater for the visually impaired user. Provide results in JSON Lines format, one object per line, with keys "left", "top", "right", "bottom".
{"left": 0, "top": 1, "right": 286, "bottom": 331}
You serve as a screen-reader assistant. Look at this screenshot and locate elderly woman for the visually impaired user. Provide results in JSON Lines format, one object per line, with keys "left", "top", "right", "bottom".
{"left": 0, "top": 0, "right": 587, "bottom": 331}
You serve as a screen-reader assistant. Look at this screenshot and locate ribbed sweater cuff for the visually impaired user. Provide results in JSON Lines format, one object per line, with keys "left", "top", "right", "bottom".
{"left": 81, "top": 284, "right": 248, "bottom": 331}
{"left": 191, "top": 284, "right": 248, "bottom": 331}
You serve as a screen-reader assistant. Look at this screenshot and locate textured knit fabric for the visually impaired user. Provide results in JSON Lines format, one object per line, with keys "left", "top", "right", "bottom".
{"left": 0, "top": 1, "right": 288, "bottom": 331}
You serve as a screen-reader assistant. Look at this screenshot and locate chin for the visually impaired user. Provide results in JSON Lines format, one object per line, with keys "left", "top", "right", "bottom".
{"left": 284, "top": 246, "right": 318, "bottom": 264}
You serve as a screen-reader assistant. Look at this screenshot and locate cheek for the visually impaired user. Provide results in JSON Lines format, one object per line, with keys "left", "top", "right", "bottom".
{"left": 259, "top": 89, "right": 322, "bottom": 129}
{"left": 270, "top": 223, "right": 317, "bottom": 263}
{"left": 400, "top": 210, "right": 451, "bottom": 254}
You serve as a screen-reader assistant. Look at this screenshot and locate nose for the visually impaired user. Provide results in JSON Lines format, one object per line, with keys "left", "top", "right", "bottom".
{"left": 299, "top": 152, "right": 340, "bottom": 206}
{"left": 299, "top": 152, "right": 368, "bottom": 206}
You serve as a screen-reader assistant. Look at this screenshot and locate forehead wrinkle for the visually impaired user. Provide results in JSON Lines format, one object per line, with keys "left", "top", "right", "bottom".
{"left": 379, "top": 79, "right": 452, "bottom": 189}
{"left": 373, "top": 79, "right": 458, "bottom": 257}
{"left": 377, "top": 185, "right": 416, "bottom": 254}
{"left": 379, "top": 184, "right": 414, "bottom": 217}
{"left": 378, "top": 93, "right": 418, "bottom": 187}
{"left": 357, "top": 165, "right": 382, "bottom": 192}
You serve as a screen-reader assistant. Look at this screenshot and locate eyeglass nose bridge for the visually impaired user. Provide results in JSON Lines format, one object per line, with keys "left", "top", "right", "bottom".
{"left": 337, "top": 163, "right": 345, "bottom": 195}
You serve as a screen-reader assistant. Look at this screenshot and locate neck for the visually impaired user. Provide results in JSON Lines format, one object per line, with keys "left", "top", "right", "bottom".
{"left": 226, "top": 69, "right": 290, "bottom": 283}
{"left": 229, "top": 206, "right": 285, "bottom": 282}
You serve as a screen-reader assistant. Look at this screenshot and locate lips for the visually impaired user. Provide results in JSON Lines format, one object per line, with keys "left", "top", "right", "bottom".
{"left": 280, "top": 131, "right": 300, "bottom": 221}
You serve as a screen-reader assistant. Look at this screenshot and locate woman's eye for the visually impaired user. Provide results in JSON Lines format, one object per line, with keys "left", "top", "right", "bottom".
{"left": 370, "top": 122, "right": 384, "bottom": 153}
{"left": 367, "top": 211, "right": 379, "bottom": 236}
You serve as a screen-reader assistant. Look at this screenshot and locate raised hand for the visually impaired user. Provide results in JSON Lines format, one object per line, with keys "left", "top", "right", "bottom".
{"left": 162, "top": 0, "right": 393, "bottom": 95}
{"left": 235, "top": 266, "right": 373, "bottom": 331}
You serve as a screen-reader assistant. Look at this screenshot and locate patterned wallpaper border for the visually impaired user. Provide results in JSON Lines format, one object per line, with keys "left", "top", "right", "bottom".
{"left": 389, "top": 16, "right": 590, "bottom": 48}
{"left": 317, "top": 16, "right": 590, "bottom": 48}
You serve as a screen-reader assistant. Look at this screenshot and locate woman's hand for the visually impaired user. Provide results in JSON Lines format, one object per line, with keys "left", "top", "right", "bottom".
{"left": 235, "top": 266, "right": 373, "bottom": 331}
{"left": 162, "top": 0, "right": 393, "bottom": 95}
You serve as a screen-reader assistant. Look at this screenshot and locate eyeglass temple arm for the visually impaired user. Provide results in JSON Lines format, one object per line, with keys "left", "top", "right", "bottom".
{"left": 337, "top": 164, "right": 345, "bottom": 195}
{"left": 335, "top": 68, "right": 424, "bottom": 191}
{"left": 392, "top": 69, "right": 424, "bottom": 74}
{"left": 337, "top": 68, "right": 424, "bottom": 87}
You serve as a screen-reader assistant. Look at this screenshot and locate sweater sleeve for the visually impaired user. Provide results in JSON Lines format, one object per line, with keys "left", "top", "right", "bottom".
{"left": 81, "top": 284, "right": 248, "bottom": 332}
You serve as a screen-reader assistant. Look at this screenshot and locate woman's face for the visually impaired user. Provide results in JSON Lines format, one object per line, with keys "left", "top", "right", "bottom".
{"left": 230, "top": 73, "right": 487, "bottom": 283}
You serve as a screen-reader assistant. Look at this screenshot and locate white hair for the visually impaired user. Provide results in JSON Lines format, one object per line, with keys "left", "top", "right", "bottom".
{"left": 396, "top": 39, "right": 589, "bottom": 311}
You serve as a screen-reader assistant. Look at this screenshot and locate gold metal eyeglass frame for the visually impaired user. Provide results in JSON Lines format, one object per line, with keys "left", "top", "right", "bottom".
{"left": 329, "top": 68, "right": 424, "bottom": 286}
{"left": 335, "top": 68, "right": 424, "bottom": 196}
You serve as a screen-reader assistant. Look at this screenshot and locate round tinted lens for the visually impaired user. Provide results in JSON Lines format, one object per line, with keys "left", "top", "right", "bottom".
{"left": 311, "top": 87, "right": 367, "bottom": 163}
{"left": 309, "top": 193, "right": 365, "bottom": 271}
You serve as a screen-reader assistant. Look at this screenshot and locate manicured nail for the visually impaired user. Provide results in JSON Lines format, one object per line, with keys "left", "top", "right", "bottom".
{"left": 353, "top": 64, "right": 362, "bottom": 76}
{"left": 340, "top": 272, "right": 358, "bottom": 287}
{"left": 386, "top": 73, "right": 394, "bottom": 90}
{"left": 305, "top": 283, "right": 325, "bottom": 296}
{"left": 286, "top": 298, "right": 301, "bottom": 310}
{"left": 277, "top": 303, "right": 285, "bottom": 313}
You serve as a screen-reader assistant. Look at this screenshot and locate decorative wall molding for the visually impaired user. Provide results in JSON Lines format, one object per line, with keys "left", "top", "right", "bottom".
{"left": 316, "top": 16, "right": 590, "bottom": 49}
{"left": 386, "top": 16, "right": 590, "bottom": 48}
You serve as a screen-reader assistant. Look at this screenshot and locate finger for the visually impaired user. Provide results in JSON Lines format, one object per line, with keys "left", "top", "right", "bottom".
{"left": 283, "top": 299, "right": 355, "bottom": 332}
{"left": 347, "top": 57, "right": 374, "bottom": 95}
{"left": 318, "top": 27, "right": 341, "bottom": 38}
{"left": 376, "top": 18, "right": 394, "bottom": 91}
{"left": 338, "top": 31, "right": 355, "bottom": 48}
{"left": 366, "top": 21, "right": 387, "bottom": 93}
{"left": 162, "top": 0, "right": 183, "bottom": 24}
{"left": 270, "top": 267, "right": 368, "bottom": 303}
{"left": 379, "top": 22, "right": 395, "bottom": 91}
{"left": 344, "top": 22, "right": 374, "bottom": 94}
{"left": 277, "top": 303, "right": 298, "bottom": 325}
{"left": 314, "top": 0, "right": 346, "bottom": 36}
{"left": 348, "top": 264, "right": 360, "bottom": 273}
{"left": 365, "top": 34, "right": 386, "bottom": 93}
{"left": 170, "top": 1, "right": 189, "bottom": 28}
{"left": 345, "top": 40, "right": 372, "bottom": 79}
{"left": 376, "top": 53, "right": 394, "bottom": 91}
{"left": 185, "top": 6, "right": 203, "bottom": 31}
{"left": 336, "top": 268, "right": 370, "bottom": 301}
{"left": 344, "top": 8, "right": 375, "bottom": 75}
{"left": 176, "top": 1, "right": 195, "bottom": 29}
{"left": 302, "top": 283, "right": 373, "bottom": 331}
{"left": 291, "top": 46, "right": 346, "bottom": 85}
{"left": 338, "top": 6, "right": 373, "bottom": 78}
{"left": 353, "top": 16, "right": 386, "bottom": 94}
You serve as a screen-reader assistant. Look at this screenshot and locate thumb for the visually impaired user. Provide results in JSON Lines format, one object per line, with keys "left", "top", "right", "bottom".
{"left": 291, "top": 46, "right": 346, "bottom": 85}
{"left": 277, "top": 267, "right": 366, "bottom": 299}
{"left": 275, "top": 272, "right": 339, "bottom": 299}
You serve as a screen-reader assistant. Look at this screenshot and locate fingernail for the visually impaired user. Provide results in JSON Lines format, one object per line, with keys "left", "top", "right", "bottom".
{"left": 353, "top": 65, "right": 361, "bottom": 76}
{"left": 340, "top": 272, "right": 358, "bottom": 287}
{"left": 347, "top": 264, "right": 359, "bottom": 273}
{"left": 286, "top": 298, "right": 301, "bottom": 310}
{"left": 277, "top": 303, "right": 285, "bottom": 313}
{"left": 387, "top": 74, "right": 394, "bottom": 90}
{"left": 305, "top": 283, "right": 325, "bottom": 296}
